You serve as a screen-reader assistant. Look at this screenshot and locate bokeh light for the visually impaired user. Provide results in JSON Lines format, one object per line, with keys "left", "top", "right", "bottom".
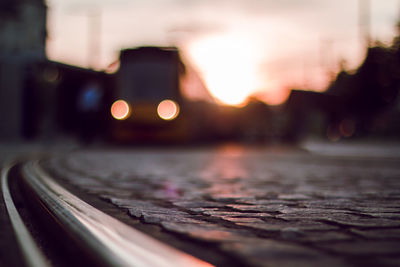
{"left": 111, "top": 100, "right": 131, "bottom": 120}
{"left": 157, "top": 100, "right": 180, "bottom": 120}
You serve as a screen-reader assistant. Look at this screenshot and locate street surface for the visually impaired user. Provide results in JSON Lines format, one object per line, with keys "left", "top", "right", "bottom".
{"left": 41, "top": 143, "right": 400, "bottom": 266}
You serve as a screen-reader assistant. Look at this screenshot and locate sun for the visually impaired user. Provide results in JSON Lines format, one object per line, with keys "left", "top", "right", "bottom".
{"left": 186, "top": 33, "right": 261, "bottom": 106}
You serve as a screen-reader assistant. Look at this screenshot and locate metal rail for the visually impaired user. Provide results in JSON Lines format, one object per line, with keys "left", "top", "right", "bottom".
{"left": 1, "top": 162, "right": 50, "bottom": 267}
{"left": 21, "top": 161, "right": 213, "bottom": 267}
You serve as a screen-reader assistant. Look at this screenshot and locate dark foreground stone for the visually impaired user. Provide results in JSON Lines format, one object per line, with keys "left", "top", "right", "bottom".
{"left": 42, "top": 144, "right": 400, "bottom": 266}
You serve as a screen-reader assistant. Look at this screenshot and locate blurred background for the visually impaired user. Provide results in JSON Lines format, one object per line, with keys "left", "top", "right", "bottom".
{"left": 1, "top": 0, "right": 399, "bottom": 145}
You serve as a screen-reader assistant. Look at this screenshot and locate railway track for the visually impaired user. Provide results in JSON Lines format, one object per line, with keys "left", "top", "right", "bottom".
{"left": 1, "top": 161, "right": 213, "bottom": 267}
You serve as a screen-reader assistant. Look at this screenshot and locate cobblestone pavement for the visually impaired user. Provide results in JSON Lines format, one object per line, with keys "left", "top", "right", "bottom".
{"left": 42, "top": 144, "right": 400, "bottom": 266}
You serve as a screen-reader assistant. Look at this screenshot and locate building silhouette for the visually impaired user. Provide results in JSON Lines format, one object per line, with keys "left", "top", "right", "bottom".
{"left": 285, "top": 43, "right": 400, "bottom": 141}
{"left": 0, "top": 0, "right": 47, "bottom": 139}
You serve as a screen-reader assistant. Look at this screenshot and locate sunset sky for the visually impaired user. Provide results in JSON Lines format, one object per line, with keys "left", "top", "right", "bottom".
{"left": 46, "top": 0, "right": 400, "bottom": 106}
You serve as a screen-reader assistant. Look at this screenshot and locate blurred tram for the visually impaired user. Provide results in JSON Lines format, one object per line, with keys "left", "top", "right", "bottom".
{"left": 108, "top": 46, "right": 190, "bottom": 143}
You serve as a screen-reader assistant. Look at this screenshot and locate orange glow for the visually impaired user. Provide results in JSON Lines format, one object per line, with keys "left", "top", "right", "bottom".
{"left": 187, "top": 33, "right": 261, "bottom": 107}
{"left": 111, "top": 100, "right": 131, "bottom": 120}
{"left": 252, "top": 87, "right": 291, "bottom": 106}
{"left": 157, "top": 100, "right": 180, "bottom": 120}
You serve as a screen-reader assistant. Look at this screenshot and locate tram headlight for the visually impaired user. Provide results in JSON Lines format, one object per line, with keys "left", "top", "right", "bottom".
{"left": 111, "top": 100, "right": 131, "bottom": 120}
{"left": 157, "top": 100, "right": 179, "bottom": 121}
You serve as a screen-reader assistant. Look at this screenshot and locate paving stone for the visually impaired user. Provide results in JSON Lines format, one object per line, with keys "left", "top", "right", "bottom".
{"left": 200, "top": 210, "right": 265, "bottom": 217}
{"left": 189, "top": 207, "right": 220, "bottom": 214}
{"left": 301, "top": 199, "right": 361, "bottom": 210}
{"left": 140, "top": 210, "right": 197, "bottom": 224}
{"left": 109, "top": 198, "right": 207, "bottom": 224}
{"left": 319, "top": 214, "right": 400, "bottom": 228}
{"left": 226, "top": 204, "right": 288, "bottom": 213}
{"left": 278, "top": 207, "right": 351, "bottom": 215}
{"left": 109, "top": 198, "right": 155, "bottom": 210}
{"left": 220, "top": 216, "right": 266, "bottom": 224}
{"left": 276, "top": 209, "right": 352, "bottom": 221}
{"left": 209, "top": 196, "right": 258, "bottom": 204}
{"left": 172, "top": 200, "right": 226, "bottom": 209}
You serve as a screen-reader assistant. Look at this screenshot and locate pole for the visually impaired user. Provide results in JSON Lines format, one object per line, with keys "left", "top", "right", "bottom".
{"left": 88, "top": 9, "right": 101, "bottom": 69}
